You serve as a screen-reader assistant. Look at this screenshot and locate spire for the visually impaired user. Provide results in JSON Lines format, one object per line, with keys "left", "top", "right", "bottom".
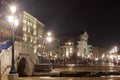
{"left": 80, "top": 31, "right": 89, "bottom": 41}
{"left": 83, "top": 31, "right": 89, "bottom": 38}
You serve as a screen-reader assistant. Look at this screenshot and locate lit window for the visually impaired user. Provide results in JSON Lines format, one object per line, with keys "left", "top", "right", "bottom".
{"left": 70, "top": 50, "right": 72, "bottom": 53}
{"left": 23, "top": 19, "right": 26, "bottom": 23}
{"left": 33, "top": 30, "right": 37, "bottom": 35}
{"left": 28, "top": 21, "right": 30, "bottom": 25}
{"left": 68, "top": 42, "right": 72, "bottom": 45}
{"left": 30, "top": 23, "right": 32, "bottom": 26}
{"left": 28, "top": 27, "right": 31, "bottom": 33}
{"left": 34, "top": 46, "right": 37, "bottom": 53}
{"left": 77, "top": 52, "right": 80, "bottom": 57}
{"left": 70, "top": 48, "right": 72, "bottom": 50}
{"left": 50, "top": 51, "right": 52, "bottom": 56}
{"left": 39, "top": 35, "right": 42, "bottom": 38}
{"left": 30, "top": 36, "right": 33, "bottom": 43}
{"left": 66, "top": 52, "right": 69, "bottom": 58}
{"left": 23, "top": 25, "right": 27, "bottom": 31}
{"left": 33, "top": 25, "right": 36, "bottom": 29}
{"left": 38, "top": 45, "right": 41, "bottom": 48}
{"left": 23, "top": 34, "right": 27, "bottom": 41}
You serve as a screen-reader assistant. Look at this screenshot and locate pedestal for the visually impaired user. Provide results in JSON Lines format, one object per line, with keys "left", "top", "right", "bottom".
{"left": 8, "top": 74, "right": 19, "bottom": 80}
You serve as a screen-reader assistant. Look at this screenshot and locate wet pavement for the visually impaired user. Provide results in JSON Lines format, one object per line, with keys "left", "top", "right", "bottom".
{"left": 19, "top": 77, "right": 120, "bottom": 80}
{"left": 4, "top": 64, "right": 120, "bottom": 80}
{"left": 53, "top": 65, "right": 120, "bottom": 72}
{"left": 31, "top": 65, "right": 120, "bottom": 79}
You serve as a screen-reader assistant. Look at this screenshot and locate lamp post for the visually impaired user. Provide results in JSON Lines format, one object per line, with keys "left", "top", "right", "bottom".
{"left": 8, "top": 5, "right": 19, "bottom": 74}
{"left": 46, "top": 32, "right": 52, "bottom": 63}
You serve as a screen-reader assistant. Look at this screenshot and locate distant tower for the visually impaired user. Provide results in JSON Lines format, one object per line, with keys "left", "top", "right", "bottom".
{"left": 77, "top": 31, "right": 89, "bottom": 57}
{"left": 80, "top": 31, "right": 89, "bottom": 41}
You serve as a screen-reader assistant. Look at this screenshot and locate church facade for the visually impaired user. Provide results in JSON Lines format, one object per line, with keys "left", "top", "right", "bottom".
{"left": 77, "top": 31, "right": 93, "bottom": 58}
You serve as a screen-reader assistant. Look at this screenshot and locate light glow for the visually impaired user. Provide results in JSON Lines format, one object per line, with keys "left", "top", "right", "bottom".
{"left": 102, "top": 54, "right": 105, "bottom": 58}
{"left": 77, "top": 52, "right": 80, "bottom": 57}
{"left": 68, "top": 42, "right": 72, "bottom": 45}
{"left": 109, "top": 55, "right": 114, "bottom": 59}
{"left": 46, "top": 37, "right": 52, "bottom": 43}
{"left": 10, "top": 5, "right": 16, "bottom": 14}
{"left": 8, "top": 16, "right": 14, "bottom": 23}
{"left": 109, "top": 46, "right": 118, "bottom": 54}
{"left": 14, "top": 19, "right": 19, "bottom": 27}
{"left": 95, "top": 58, "right": 98, "bottom": 61}
{"left": 66, "top": 51, "right": 69, "bottom": 58}
{"left": 7, "top": 16, "right": 19, "bottom": 27}
{"left": 47, "top": 32, "right": 51, "bottom": 36}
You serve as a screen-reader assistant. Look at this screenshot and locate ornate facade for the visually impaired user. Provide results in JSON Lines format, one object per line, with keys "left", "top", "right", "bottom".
{"left": 77, "top": 31, "right": 93, "bottom": 58}
{"left": 20, "top": 11, "right": 46, "bottom": 55}
{"left": 0, "top": 11, "right": 46, "bottom": 56}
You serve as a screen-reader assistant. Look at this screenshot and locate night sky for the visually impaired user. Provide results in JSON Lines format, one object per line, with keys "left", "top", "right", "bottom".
{"left": 18, "top": 0, "right": 120, "bottom": 48}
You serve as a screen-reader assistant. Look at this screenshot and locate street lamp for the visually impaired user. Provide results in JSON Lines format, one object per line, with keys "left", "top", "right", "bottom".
{"left": 8, "top": 5, "right": 19, "bottom": 74}
{"left": 46, "top": 32, "right": 52, "bottom": 42}
{"left": 46, "top": 32, "right": 53, "bottom": 63}
{"left": 10, "top": 5, "right": 17, "bottom": 14}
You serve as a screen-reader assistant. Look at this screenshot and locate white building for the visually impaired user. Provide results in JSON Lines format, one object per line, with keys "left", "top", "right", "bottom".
{"left": 59, "top": 40, "right": 78, "bottom": 60}
{"left": 77, "top": 31, "right": 93, "bottom": 58}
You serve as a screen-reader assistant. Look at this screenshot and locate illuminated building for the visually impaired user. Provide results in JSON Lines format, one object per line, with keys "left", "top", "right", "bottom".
{"left": 60, "top": 40, "right": 77, "bottom": 59}
{"left": 0, "top": 11, "right": 46, "bottom": 56}
{"left": 40, "top": 32, "right": 60, "bottom": 62}
{"left": 93, "top": 47, "right": 106, "bottom": 59}
{"left": 20, "top": 11, "right": 46, "bottom": 55}
{"left": 77, "top": 31, "right": 93, "bottom": 58}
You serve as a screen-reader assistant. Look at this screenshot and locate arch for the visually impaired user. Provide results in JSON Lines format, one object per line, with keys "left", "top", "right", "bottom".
{"left": 17, "top": 57, "right": 32, "bottom": 77}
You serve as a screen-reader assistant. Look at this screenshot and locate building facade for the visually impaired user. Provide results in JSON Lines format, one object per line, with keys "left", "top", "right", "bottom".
{"left": 20, "top": 11, "right": 46, "bottom": 55}
{"left": 59, "top": 40, "right": 77, "bottom": 61}
{"left": 39, "top": 33, "right": 60, "bottom": 63}
{"left": 77, "top": 31, "right": 93, "bottom": 58}
{"left": 48, "top": 38, "right": 59, "bottom": 61}
{"left": 0, "top": 9, "right": 61, "bottom": 64}
{"left": 0, "top": 11, "right": 46, "bottom": 57}
{"left": 92, "top": 47, "right": 106, "bottom": 60}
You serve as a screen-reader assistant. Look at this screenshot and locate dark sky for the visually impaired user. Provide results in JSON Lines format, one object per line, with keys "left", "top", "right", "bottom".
{"left": 18, "top": 0, "right": 120, "bottom": 48}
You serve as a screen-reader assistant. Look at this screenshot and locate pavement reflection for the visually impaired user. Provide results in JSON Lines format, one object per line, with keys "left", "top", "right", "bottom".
{"left": 19, "top": 77, "right": 120, "bottom": 80}
{"left": 20, "top": 65, "right": 120, "bottom": 80}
